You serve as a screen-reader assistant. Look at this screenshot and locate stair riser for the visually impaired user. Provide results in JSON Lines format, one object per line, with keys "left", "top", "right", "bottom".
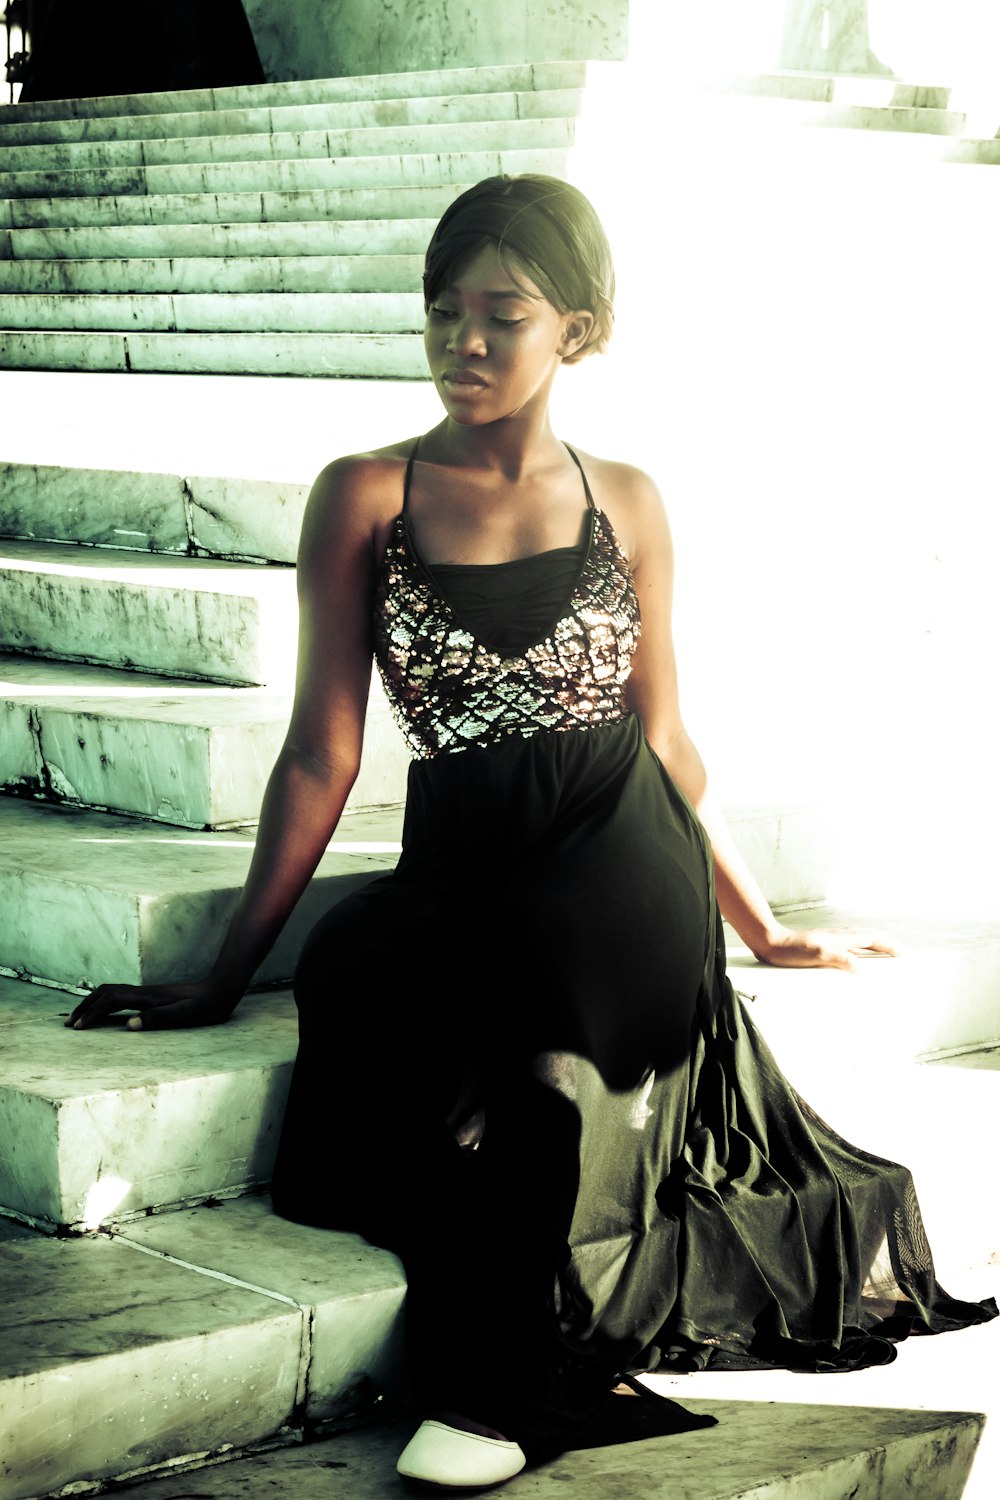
{"left": 0, "top": 254, "right": 424, "bottom": 294}
{"left": 0, "top": 846, "right": 394, "bottom": 993}
{"left": 0, "top": 291, "right": 425, "bottom": 334}
{"left": 0, "top": 679, "right": 408, "bottom": 827}
{"left": 0, "top": 217, "right": 439, "bottom": 258}
{"left": 0, "top": 329, "right": 429, "bottom": 375}
{"left": 4, "top": 110, "right": 577, "bottom": 173}
{"left": 0, "top": 560, "right": 297, "bottom": 684}
{"left": 0, "top": 140, "right": 571, "bottom": 202}
{"left": 0, "top": 86, "right": 582, "bottom": 151}
{"left": 0, "top": 60, "right": 586, "bottom": 125}
{"left": 0, "top": 465, "right": 312, "bottom": 561}
{"left": 0, "top": 183, "right": 471, "bottom": 230}
{"left": 718, "top": 74, "right": 954, "bottom": 110}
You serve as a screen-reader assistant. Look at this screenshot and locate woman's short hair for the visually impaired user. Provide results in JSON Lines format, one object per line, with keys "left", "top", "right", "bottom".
{"left": 422, "top": 174, "right": 615, "bottom": 362}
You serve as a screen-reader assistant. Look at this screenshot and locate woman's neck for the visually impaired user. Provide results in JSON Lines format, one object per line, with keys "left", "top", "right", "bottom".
{"left": 429, "top": 411, "right": 566, "bottom": 482}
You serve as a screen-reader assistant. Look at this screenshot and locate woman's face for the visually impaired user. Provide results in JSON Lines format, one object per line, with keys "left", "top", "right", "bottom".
{"left": 423, "top": 242, "right": 578, "bottom": 427}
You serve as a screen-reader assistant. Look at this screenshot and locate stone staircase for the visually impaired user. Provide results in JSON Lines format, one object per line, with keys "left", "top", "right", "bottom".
{"left": 1, "top": 57, "right": 999, "bottom": 1500}
{"left": 711, "top": 70, "right": 1000, "bottom": 163}
{"left": 0, "top": 61, "right": 581, "bottom": 375}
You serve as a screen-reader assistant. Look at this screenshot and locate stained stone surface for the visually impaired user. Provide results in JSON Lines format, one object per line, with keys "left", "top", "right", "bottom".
{"left": 0, "top": 654, "right": 408, "bottom": 825}
{"left": 0, "top": 463, "right": 311, "bottom": 561}
{"left": 0, "top": 61, "right": 587, "bottom": 128}
{"left": 1, "top": 183, "right": 466, "bottom": 232}
{"left": 0, "top": 1229, "right": 303, "bottom": 1500}
{"left": 0, "top": 86, "right": 581, "bottom": 155}
{"left": 0, "top": 253, "right": 424, "bottom": 297}
{"left": 119, "top": 1197, "right": 408, "bottom": 1422}
{"left": 0, "top": 291, "right": 427, "bottom": 334}
{"left": 242, "top": 0, "right": 626, "bottom": 80}
{"left": 0, "top": 330, "right": 431, "bottom": 377}
{"left": 2, "top": 216, "right": 439, "bottom": 258}
{"left": 0, "top": 539, "right": 298, "bottom": 684}
{"left": 3, "top": 109, "right": 578, "bottom": 174}
{"left": 96, "top": 1401, "right": 985, "bottom": 1500}
{"left": 0, "top": 978, "right": 299, "bottom": 1224}
{"left": 0, "top": 798, "right": 401, "bottom": 989}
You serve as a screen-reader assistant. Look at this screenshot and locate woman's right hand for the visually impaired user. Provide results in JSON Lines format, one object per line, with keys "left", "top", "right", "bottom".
{"left": 66, "top": 979, "right": 240, "bottom": 1032}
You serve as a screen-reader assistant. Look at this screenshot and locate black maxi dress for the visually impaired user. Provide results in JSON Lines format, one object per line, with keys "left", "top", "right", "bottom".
{"left": 271, "top": 443, "right": 996, "bottom": 1460}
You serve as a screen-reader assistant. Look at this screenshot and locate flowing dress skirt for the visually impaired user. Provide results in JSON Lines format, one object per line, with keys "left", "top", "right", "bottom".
{"left": 272, "top": 715, "right": 995, "bottom": 1457}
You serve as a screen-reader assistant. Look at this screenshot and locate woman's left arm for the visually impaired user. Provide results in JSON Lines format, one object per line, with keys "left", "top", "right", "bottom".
{"left": 613, "top": 464, "right": 892, "bottom": 971}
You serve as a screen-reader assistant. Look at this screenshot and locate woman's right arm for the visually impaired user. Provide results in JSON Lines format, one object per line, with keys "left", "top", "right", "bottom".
{"left": 68, "top": 456, "right": 386, "bottom": 1031}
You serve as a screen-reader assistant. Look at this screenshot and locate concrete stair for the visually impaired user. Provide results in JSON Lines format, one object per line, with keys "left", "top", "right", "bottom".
{"left": 0, "top": 62, "right": 585, "bottom": 377}
{"left": 711, "top": 70, "right": 1000, "bottom": 163}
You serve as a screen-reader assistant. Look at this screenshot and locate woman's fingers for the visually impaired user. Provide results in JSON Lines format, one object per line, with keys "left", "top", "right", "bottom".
{"left": 762, "top": 928, "right": 897, "bottom": 972}
{"left": 66, "top": 980, "right": 232, "bottom": 1031}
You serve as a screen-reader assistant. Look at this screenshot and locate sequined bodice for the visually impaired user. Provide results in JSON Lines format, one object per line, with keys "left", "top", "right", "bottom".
{"left": 372, "top": 448, "right": 641, "bottom": 760}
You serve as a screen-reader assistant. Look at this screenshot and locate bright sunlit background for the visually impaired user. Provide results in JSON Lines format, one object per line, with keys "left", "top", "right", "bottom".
{"left": 2, "top": 3, "right": 996, "bottom": 919}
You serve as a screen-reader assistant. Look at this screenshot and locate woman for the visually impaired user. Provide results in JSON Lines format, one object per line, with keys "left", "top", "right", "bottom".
{"left": 69, "top": 175, "right": 996, "bottom": 1490}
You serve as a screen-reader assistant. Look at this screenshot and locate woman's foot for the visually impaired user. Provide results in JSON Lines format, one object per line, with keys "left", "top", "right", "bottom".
{"left": 396, "top": 1416, "right": 526, "bottom": 1490}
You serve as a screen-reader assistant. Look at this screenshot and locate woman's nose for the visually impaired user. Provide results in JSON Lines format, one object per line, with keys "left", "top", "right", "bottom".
{"left": 446, "top": 317, "right": 486, "bottom": 357}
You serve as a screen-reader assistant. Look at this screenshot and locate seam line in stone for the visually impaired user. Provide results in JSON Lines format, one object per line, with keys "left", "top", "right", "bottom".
{"left": 113, "top": 1233, "right": 304, "bottom": 1309}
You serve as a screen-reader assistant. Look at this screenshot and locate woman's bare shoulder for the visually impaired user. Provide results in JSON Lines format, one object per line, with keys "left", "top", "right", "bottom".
{"left": 301, "top": 438, "right": 419, "bottom": 552}
{"left": 567, "top": 447, "right": 668, "bottom": 560}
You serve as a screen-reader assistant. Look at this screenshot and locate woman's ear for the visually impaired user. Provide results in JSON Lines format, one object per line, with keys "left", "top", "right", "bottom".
{"left": 559, "top": 311, "right": 596, "bottom": 361}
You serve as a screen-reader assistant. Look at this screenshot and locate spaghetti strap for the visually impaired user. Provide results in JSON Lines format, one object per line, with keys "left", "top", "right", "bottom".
{"left": 564, "top": 443, "right": 596, "bottom": 511}
{"left": 403, "top": 437, "right": 420, "bottom": 513}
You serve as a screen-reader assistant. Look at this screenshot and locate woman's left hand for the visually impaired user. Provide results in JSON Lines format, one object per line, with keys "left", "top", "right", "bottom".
{"left": 755, "top": 925, "right": 897, "bottom": 971}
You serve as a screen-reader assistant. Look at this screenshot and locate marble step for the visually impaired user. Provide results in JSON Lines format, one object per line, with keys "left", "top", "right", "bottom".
{"left": 0, "top": 462, "right": 310, "bottom": 561}
{"left": 0, "top": 137, "right": 571, "bottom": 203}
{"left": 0, "top": 538, "right": 297, "bottom": 684}
{"left": 0, "top": 182, "right": 473, "bottom": 232}
{"left": 0, "top": 84, "right": 581, "bottom": 152}
{"left": 708, "top": 89, "right": 1000, "bottom": 162}
{"left": 0, "top": 59, "right": 586, "bottom": 128}
{"left": 0, "top": 655, "right": 409, "bottom": 828}
{"left": 0, "top": 1190, "right": 989, "bottom": 1500}
{"left": 0, "top": 291, "right": 426, "bottom": 334}
{"left": 2, "top": 97, "right": 581, "bottom": 173}
{"left": 108, "top": 1401, "right": 990, "bottom": 1500}
{"left": 0, "top": 328, "right": 427, "bottom": 375}
{"left": 0, "top": 253, "right": 423, "bottom": 295}
{"left": 0, "top": 1196, "right": 408, "bottom": 1500}
{"left": 0, "top": 798, "right": 831, "bottom": 997}
{"left": 716, "top": 72, "right": 956, "bottom": 109}
{"left": 0, "top": 215, "right": 439, "bottom": 261}
{"left": 4, "top": 929, "right": 998, "bottom": 1246}
{"left": 2, "top": 943, "right": 998, "bottom": 1246}
{"left": 0, "top": 799, "right": 402, "bottom": 999}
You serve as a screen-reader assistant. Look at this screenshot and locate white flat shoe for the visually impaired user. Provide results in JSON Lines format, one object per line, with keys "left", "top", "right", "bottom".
{"left": 396, "top": 1419, "right": 527, "bottom": 1489}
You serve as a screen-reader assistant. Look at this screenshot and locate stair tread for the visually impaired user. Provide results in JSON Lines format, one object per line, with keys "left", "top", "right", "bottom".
{"left": 0, "top": 60, "right": 587, "bottom": 125}
{"left": 0, "top": 86, "right": 582, "bottom": 152}
{"left": 0, "top": 151, "right": 564, "bottom": 226}
{"left": 0, "top": 535, "right": 294, "bottom": 591}
{"left": 0, "top": 796, "right": 401, "bottom": 896}
{"left": 0, "top": 1194, "right": 406, "bottom": 1498}
{"left": 2, "top": 110, "right": 578, "bottom": 175}
{"left": 0, "top": 290, "right": 426, "bottom": 334}
{"left": 113, "top": 1401, "right": 991, "bottom": 1500}
{"left": 0, "top": 254, "right": 424, "bottom": 294}
{"left": 0, "top": 328, "right": 431, "bottom": 377}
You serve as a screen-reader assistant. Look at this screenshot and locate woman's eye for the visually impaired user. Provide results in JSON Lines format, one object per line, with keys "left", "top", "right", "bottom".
{"left": 430, "top": 306, "right": 457, "bottom": 320}
{"left": 492, "top": 317, "right": 525, "bottom": 327}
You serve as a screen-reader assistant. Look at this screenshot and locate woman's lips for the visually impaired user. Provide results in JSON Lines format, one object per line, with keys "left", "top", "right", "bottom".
{"left": 442, "top": 369, "right": 487, "bottom": 388}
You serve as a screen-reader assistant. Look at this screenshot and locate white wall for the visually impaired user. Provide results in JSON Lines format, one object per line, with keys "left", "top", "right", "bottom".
{"left": 241, "top": 0, "right": 627, "bottom": 82}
